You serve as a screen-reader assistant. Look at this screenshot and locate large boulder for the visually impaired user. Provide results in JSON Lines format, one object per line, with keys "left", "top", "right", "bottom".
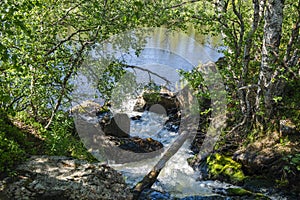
{"left": 232, "top": 132, "right": 287, "bottom": 176}
{"left": 233, "top": 148, "right": 281, "bottom": 175}
{"left": 232, "top": 131, "right": 300, "bottom": 193}
{"left": 100, "top": 113, "right": 130, "bottom": 138}
{"left": 71, "top": 101, "right": 130, "bottom": 138}
{"left": 133, "top": 88, "right": 180, "bottom": 115}
{"left": 110, "top": 136, "right": 163, "bottom": 153}
{"left": 0, "top": 156, "right": 133, "bottom": 200}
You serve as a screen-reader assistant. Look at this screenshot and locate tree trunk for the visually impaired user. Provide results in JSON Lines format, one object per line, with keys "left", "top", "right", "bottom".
{"left": 132, "top": 85, "right": 199, "bottom": 199}
{"left": 132, "top": 130, "right": 191, "bottom": 199}
{"left": 258, "top": 0, "right": 284, "bottom": 118}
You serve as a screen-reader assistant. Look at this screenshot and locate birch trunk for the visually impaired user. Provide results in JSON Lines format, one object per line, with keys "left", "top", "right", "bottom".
{"left": 258, "top": 0, "right": 284, "bottom": 118}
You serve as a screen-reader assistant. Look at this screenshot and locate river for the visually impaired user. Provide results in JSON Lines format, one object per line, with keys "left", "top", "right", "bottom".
{"left": 72, "top": 27, "right": 288, "bottom": 199}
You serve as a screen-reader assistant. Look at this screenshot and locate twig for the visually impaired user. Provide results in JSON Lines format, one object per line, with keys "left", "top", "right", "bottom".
{"left": 45, "top": 28, "right": 91, "bottom": 56}
{"left": 122, "top": 64, "right": 171, "bottom": 85}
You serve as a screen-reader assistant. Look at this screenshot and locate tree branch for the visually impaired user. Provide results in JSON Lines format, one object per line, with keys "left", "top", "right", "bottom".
{"left": 232, "top": 0, "right": 244, "bottom": 59}
{"left": 45, "top": 28, "right": 92, "bottom": 56}
{"left": 45, "top": 41, "right": 89, "bottom": 129}
{"left": 122, "top": 64, "right": 172, "bottom": 85}
{"left": 52, "top": 3, "right": 81, "bottom": 26}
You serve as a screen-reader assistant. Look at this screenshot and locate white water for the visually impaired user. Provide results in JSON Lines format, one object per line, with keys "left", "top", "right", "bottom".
{"left": 110, "top": 109, "right": 236, "bottom": 198}
{"left": 72, "top": 27, "right": 287, "bottom": 199}
{"left": 109, "top": 109, "right": 287, "bottom": 199}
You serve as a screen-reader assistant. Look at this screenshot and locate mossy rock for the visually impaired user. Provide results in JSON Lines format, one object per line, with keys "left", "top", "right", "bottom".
{"left": 225, "top": 188, "right": 270, "bottom": 199}
{"left": 226, "top": 187, "right": 252, "bottom": 196}
{"left": 97, "top": 105, "right": 110, "bottom": 115}
{"left": 142, "top": 92, "right": 161, "bottom": 104}
{"left": 206, "top": 153, "right": 246, "bottom": 183}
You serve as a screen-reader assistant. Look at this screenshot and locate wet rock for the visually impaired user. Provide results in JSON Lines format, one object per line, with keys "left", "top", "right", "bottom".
{"left": 0, "top": 156, "right": 133, "bottom": 200}
{"left": 164, "top": 110, "right": 181, "bottom": 132}
{"left": 241, "top": 177, "right": 283, "bottom": 197}
{"left": 109, "top": 136, "right": 163, "bottom": 153}
{"left": 233, "top": 148, "right": 281, "bottom": 175}
{"left": 131, "top": 115, "right": 142, "bottom": 120}
{"left": 138, "top": 189, "right": 171, "bottom": 200}
{"left": 179, "top": 196, "right": 229, "bottom": 200}
{"left": 137, "top": 189, "right": 229, "bottom": 200}
{"left": 214, "top": 187, "right": 271, "bottom": 199}
{"left": 100, "top": 113, "right": 130, "bottom": 138}
{"left": 133, "top": 96, "right": 146, "bottom": 112}
{"left": 144, "top": 92, "right": 179, "bottom": 115}
{"left": 133, "top": 89, "right": 180, "bottom": 115}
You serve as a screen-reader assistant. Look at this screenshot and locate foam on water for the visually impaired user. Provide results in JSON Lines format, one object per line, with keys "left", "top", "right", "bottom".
{"left": 109, "top": 110, "right": 288, "bottom": 199}
{"left": 110, "top": 110, "right": 235, "bottom": 198}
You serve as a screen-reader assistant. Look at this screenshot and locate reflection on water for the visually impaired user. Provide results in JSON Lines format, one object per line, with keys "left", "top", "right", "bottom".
{"left": 72, "top": 27, "right": 223, "bottom": 108}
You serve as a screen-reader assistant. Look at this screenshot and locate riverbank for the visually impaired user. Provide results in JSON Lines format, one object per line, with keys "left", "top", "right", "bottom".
{"left": 1, "top": 88, "right": 299, "bottom": 199}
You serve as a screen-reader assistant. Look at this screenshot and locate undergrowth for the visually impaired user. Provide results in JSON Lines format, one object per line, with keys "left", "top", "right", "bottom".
{"left": 0, "top": 110, "right": 97, "bottom": 176}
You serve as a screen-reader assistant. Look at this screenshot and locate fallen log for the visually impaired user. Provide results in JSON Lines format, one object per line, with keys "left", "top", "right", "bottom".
{"left": 132, "top": 85, "right": 200, "bottom": 199}
{"left": 132, "top": 130, "right": 191, "bottom": 199}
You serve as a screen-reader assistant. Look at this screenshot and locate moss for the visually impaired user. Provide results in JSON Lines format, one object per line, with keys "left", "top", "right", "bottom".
{"left": 226, "top": 188, "right": 252, "bottom": 196}
{"left": 98, "top": 105, "right": 110, "bottom": 114}
{"left": 71, "top": 100, "right": 102, "bottom": 115}
{"left": 225, "top": 188, "right": 270, "bottom": 199}
{"left": 206, "top": 153, "right": 246, "bottom": 183}
{"left": 142, "top": 92, "right": 161, "bottom": 104}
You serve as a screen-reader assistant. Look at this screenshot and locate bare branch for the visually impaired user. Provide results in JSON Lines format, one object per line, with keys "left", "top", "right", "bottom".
{"left": 122, "top": 64, "right": 172, "bottom": 85}
{"left": 52, "top": 3, "right": 81, "bottom": 26}
{"left": 45, "top": 28, "right": 92, "bottom": 56}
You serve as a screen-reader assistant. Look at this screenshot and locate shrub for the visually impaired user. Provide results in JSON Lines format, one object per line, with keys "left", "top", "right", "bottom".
{"left": 0, "top": 110, "right": 26, "bottom": 174}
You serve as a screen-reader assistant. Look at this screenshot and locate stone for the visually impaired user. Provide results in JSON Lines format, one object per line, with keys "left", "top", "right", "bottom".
{"left": 233, "top": 148, "right": 281, "bottom": 175}
{"left": 71, "top": 100, "right": 102, "bottom": 117}
{"left": 133, "top": 96, "right": 146, "bottom": 112}
{"left": 110, "top": 136, "right": 163, "bottom": 153}
{"left": 100, "top": 113, "right": 130, "bottom": 138}
{"left": 133, "top": 89, "right": 180, "bottom": 115}
{"left": 0, "top": 156, "right": 133, "bottom": 200}
{"left": 279, "top": 119, "right": 297, "bottom": 136}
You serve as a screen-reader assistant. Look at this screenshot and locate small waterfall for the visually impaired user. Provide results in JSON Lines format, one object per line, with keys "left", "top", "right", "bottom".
{"left": 108, "top": 109, "right": 288, "bottom": 199}
{"left": 110, "top": 109, "right": 236, "bottom": 198}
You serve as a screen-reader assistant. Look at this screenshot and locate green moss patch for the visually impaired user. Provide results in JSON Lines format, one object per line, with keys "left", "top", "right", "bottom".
{"left": 225, "top": 188, "right": 270, "bottom": 199}
{"left": 207, "top": 153, "right": 246, "bottom": 183}
{"left": 142, "top": 92, "right": 161, "bottom": 104}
